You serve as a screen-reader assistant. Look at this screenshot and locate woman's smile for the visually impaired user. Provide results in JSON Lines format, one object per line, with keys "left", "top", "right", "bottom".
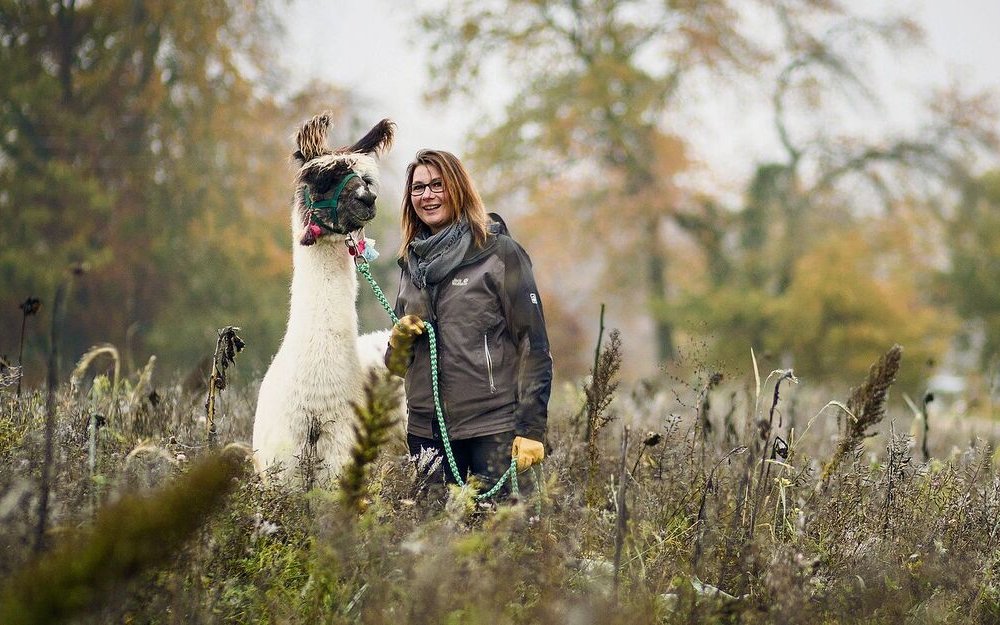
{"left": 411, "top": 164, "right": 454, "bottom": 233}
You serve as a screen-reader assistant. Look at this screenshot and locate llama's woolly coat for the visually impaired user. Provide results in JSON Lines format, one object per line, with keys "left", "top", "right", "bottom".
{"left": 252, "top": 150, "right": 399, "bottom": 480}
{"left": 252, "top": 234, "right": 363, "bottom": 478}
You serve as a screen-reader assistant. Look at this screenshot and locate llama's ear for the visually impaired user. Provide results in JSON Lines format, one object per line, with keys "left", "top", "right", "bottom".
{"left": 295, "top": 112, "right": 333, "bottom": 162}
{"left": 348, "top": 119, "right": 395, "bottom": 157}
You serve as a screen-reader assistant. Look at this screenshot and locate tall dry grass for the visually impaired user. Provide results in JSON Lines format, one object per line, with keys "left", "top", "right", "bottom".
{"left": 1, "top": 334, "right": 999, "bottom": 624}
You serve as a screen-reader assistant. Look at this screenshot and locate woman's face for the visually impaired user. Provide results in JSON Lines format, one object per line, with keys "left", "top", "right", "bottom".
{"left": 410, "top": 164, "right": 454, "bottom": 234}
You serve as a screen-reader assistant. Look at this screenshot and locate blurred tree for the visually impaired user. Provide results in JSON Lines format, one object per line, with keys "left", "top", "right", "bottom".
{"left": 944, "top": 170, "right": 1000, "bottom": 371}
{"left": 417, "top": 0, "right": 968, "bottom": 379}
{"left": 0, "top": 1, "right": 364, "bottom": 379}
{"left": 418, "top": 0, "right": 779, "bottom": 369}
{"left": 421, "top": 0, "right": 993, "bottom": 377}
{"left": 672, "top": 15, "right": 996, "bottom": 386}
{"left": 768, "top": 228, "right": 949, "bottom": 390}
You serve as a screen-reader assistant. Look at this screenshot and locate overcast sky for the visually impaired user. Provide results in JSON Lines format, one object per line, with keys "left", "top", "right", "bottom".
{"left": 280, "top": 1, "right": 1000, "bottom": 193}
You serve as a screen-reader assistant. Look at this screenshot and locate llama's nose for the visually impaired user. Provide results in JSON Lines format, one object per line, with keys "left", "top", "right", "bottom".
{"left": 358, "top": 187, "right": 376, "bottom": 207}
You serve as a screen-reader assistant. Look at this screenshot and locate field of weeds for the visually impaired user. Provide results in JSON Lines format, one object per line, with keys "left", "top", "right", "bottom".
{"left": 2, "top": 336, "right": 1000, "bottom": 625}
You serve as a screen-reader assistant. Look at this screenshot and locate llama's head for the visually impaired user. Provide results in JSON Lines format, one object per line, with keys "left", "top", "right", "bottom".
{"left": 292, "top": 113, "right": 395, "bottom": 245}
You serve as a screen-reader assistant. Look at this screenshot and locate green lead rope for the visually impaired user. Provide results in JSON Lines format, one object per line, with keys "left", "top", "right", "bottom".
{"left": 356, "top": 260, "right": 520, "bottom": 501}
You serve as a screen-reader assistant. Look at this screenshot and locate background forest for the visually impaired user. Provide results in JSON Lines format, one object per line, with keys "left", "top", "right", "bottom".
{"left": 5, "top": 2, "right": 1000, "bottom": 624}
{"left": 2, "top": 0, "right": 999, "bottom": 401}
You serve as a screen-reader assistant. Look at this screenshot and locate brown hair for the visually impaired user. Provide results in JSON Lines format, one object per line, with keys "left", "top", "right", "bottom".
{"left": 398, "top": 149, "right": 489, "bottom": 259}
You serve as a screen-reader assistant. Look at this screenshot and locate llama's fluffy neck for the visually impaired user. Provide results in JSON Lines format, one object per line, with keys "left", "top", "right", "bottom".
{"left": 287, "top": 237, "right": 359, "bottom": 339}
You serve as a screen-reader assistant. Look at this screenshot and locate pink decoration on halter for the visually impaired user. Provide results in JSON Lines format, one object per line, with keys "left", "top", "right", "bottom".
{"left": 348, "top": 238, "right": 366, "bottom": 256}
{"left": 299, "top": 223, "right": 323, "bottom": 246}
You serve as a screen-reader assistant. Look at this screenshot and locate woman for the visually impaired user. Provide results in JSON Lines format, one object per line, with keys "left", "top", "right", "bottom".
{"left": 384, "top": 149, "right": 552, "bottom": 495}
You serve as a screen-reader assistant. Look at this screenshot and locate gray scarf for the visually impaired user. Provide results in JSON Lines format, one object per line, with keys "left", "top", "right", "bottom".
{"left": 407, "top": 217, "right": 472, "bottom": 289}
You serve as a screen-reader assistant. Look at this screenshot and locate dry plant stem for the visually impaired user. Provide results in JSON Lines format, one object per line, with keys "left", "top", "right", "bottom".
{"left": 35, "top": 269, "right": 78, "bottom": 554}
{"left": 721, "top": 373, "right": 793, "bottom": 594}
{"left": 696, "top": 373, "right": 723, "bottom": 476}
{"left": 17, "top": 297, "right": 41, "bottom": 398}
{"left": 71, "top": 344, "right": 121, "bottom": 421}
{"left": 206, "top": 337, "right": 223, "bottom": 448}
{"left": 750, "top": 370, "right": 796, "bottom": 538}
{"left": 921, "top": 392, "right": 932, "bottom": 462}
{"left": 583, "top": 302, "right": 606, "bottom": 444}
{"left": 585, "top": 329, "right": 621, "bottom": 506}
{"left": 17, "top": 315, "right": 27, "bottom": 398}
{"left": 16, "top": 296, "right": 41, "bottom": 397}
{"left": 204, "top": 327, "right": 245, "bottom": 448}
{"left": 723, "top": 442, "right": 757, "bottom": 592}
{"left": 612, "top": 425, "right": 630, "bottom": 602}
{"left": 882, "top": 421, "right": 899, "bottom": 537}
{"left": 629, "top": 432, "right": 662, "bottom": 479}
{"left": 692, "top": 446, "right": 748, "bottom": 576}
{"left": 87, "top": 414, "right": 101, "bottom": 519}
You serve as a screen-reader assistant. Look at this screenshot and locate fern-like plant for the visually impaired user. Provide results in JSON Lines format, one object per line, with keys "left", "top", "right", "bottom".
{"left": 338, "top": 370, "right": 401, "bottom": 515}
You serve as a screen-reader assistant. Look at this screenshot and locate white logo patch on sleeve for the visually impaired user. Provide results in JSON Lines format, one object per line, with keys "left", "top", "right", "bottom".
{"left": 530, "top": 293, "right": 538, "bottom": 304}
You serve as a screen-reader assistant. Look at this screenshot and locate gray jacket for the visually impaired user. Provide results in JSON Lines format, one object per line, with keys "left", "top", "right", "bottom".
{"left": 385, "top": 220, "right": 552, "bottom": 442}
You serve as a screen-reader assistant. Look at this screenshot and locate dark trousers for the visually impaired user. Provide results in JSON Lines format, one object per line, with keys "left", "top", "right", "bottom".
{"left": 407, "top": 430, "right": 515, "bottom": 494}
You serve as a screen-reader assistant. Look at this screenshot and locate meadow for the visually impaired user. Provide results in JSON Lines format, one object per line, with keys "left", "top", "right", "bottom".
{"left": 2, "top": 334, "right": 1000, "bottom": 625}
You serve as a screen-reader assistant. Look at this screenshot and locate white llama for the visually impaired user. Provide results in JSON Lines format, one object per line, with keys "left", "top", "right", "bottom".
{"left": 252, "top": 113, "right": 395, "bottom": 482}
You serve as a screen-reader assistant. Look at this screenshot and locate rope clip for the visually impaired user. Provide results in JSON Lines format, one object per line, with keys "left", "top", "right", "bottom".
{"left": 344, "top": 235, "right": 368, "bottom": 268}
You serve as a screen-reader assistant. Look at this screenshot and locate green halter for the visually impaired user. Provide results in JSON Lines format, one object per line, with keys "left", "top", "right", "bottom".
{"left": 303, "top": 172, "right": 358, "bottom": 233}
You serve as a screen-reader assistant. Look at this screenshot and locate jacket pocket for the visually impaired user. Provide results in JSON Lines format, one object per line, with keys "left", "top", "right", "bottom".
{"left": 483, "top": 333, "right": 497, "bottom": 394}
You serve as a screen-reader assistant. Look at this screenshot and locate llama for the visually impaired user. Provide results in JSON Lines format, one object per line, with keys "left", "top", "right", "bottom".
{"left": 252, "top": 113, "right": 395, "bottom": 482}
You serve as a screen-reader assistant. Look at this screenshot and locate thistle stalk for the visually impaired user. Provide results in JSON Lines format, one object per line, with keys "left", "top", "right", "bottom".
{"left": 16, "top": 297, "right": 40, "bottom": 398}
{"left": 585, "top": 329, "right": 622, "bottom": 507}
{"left": 583, "top": 303, "right": 606, "bottom": 443}
{"left": 205, "top": 326, "right": 245, "bottom": 448}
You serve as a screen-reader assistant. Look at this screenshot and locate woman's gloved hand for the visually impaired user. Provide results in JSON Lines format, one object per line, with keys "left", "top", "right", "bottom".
{"left": 389, "top": 314, "right": 425, "bottom": 349}
{"left": 511, "top": 436, "right": 544, "bottom": 472}
{"left": 387, "top": 315, "right": 424, "bottom": 376}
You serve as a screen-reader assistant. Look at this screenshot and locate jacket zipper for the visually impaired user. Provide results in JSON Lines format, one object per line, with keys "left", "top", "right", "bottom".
{"left": 483, "top": 334, "right": 497, "bottom": 393}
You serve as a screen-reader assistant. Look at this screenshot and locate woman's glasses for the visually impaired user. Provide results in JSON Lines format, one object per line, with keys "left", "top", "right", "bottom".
{"left": 410, "top": 179, "right": 445, "bottom": 197}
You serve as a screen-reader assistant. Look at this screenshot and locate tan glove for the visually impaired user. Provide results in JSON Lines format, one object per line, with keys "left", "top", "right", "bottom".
{"left": 389, "top": 314, "right": 424, "bottom": 349}
{"left": 387, "top": 315, "right": 424, "bottom": 376}
{"left": 511, "top": 436, "right": 545, "bottom": 472}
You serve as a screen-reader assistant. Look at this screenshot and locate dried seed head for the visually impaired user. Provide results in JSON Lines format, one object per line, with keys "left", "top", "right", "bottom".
{"left": 643, "top": 431, "right": 662, "bottom": 447}
{"left": 773, "top": 436, "right": 789, "bottom": 459}
{"left": 212, "top": 327, "right": 246, "bottom": 391}
{"left": 19, "top": 297, "right": 41, "bottom": 316}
